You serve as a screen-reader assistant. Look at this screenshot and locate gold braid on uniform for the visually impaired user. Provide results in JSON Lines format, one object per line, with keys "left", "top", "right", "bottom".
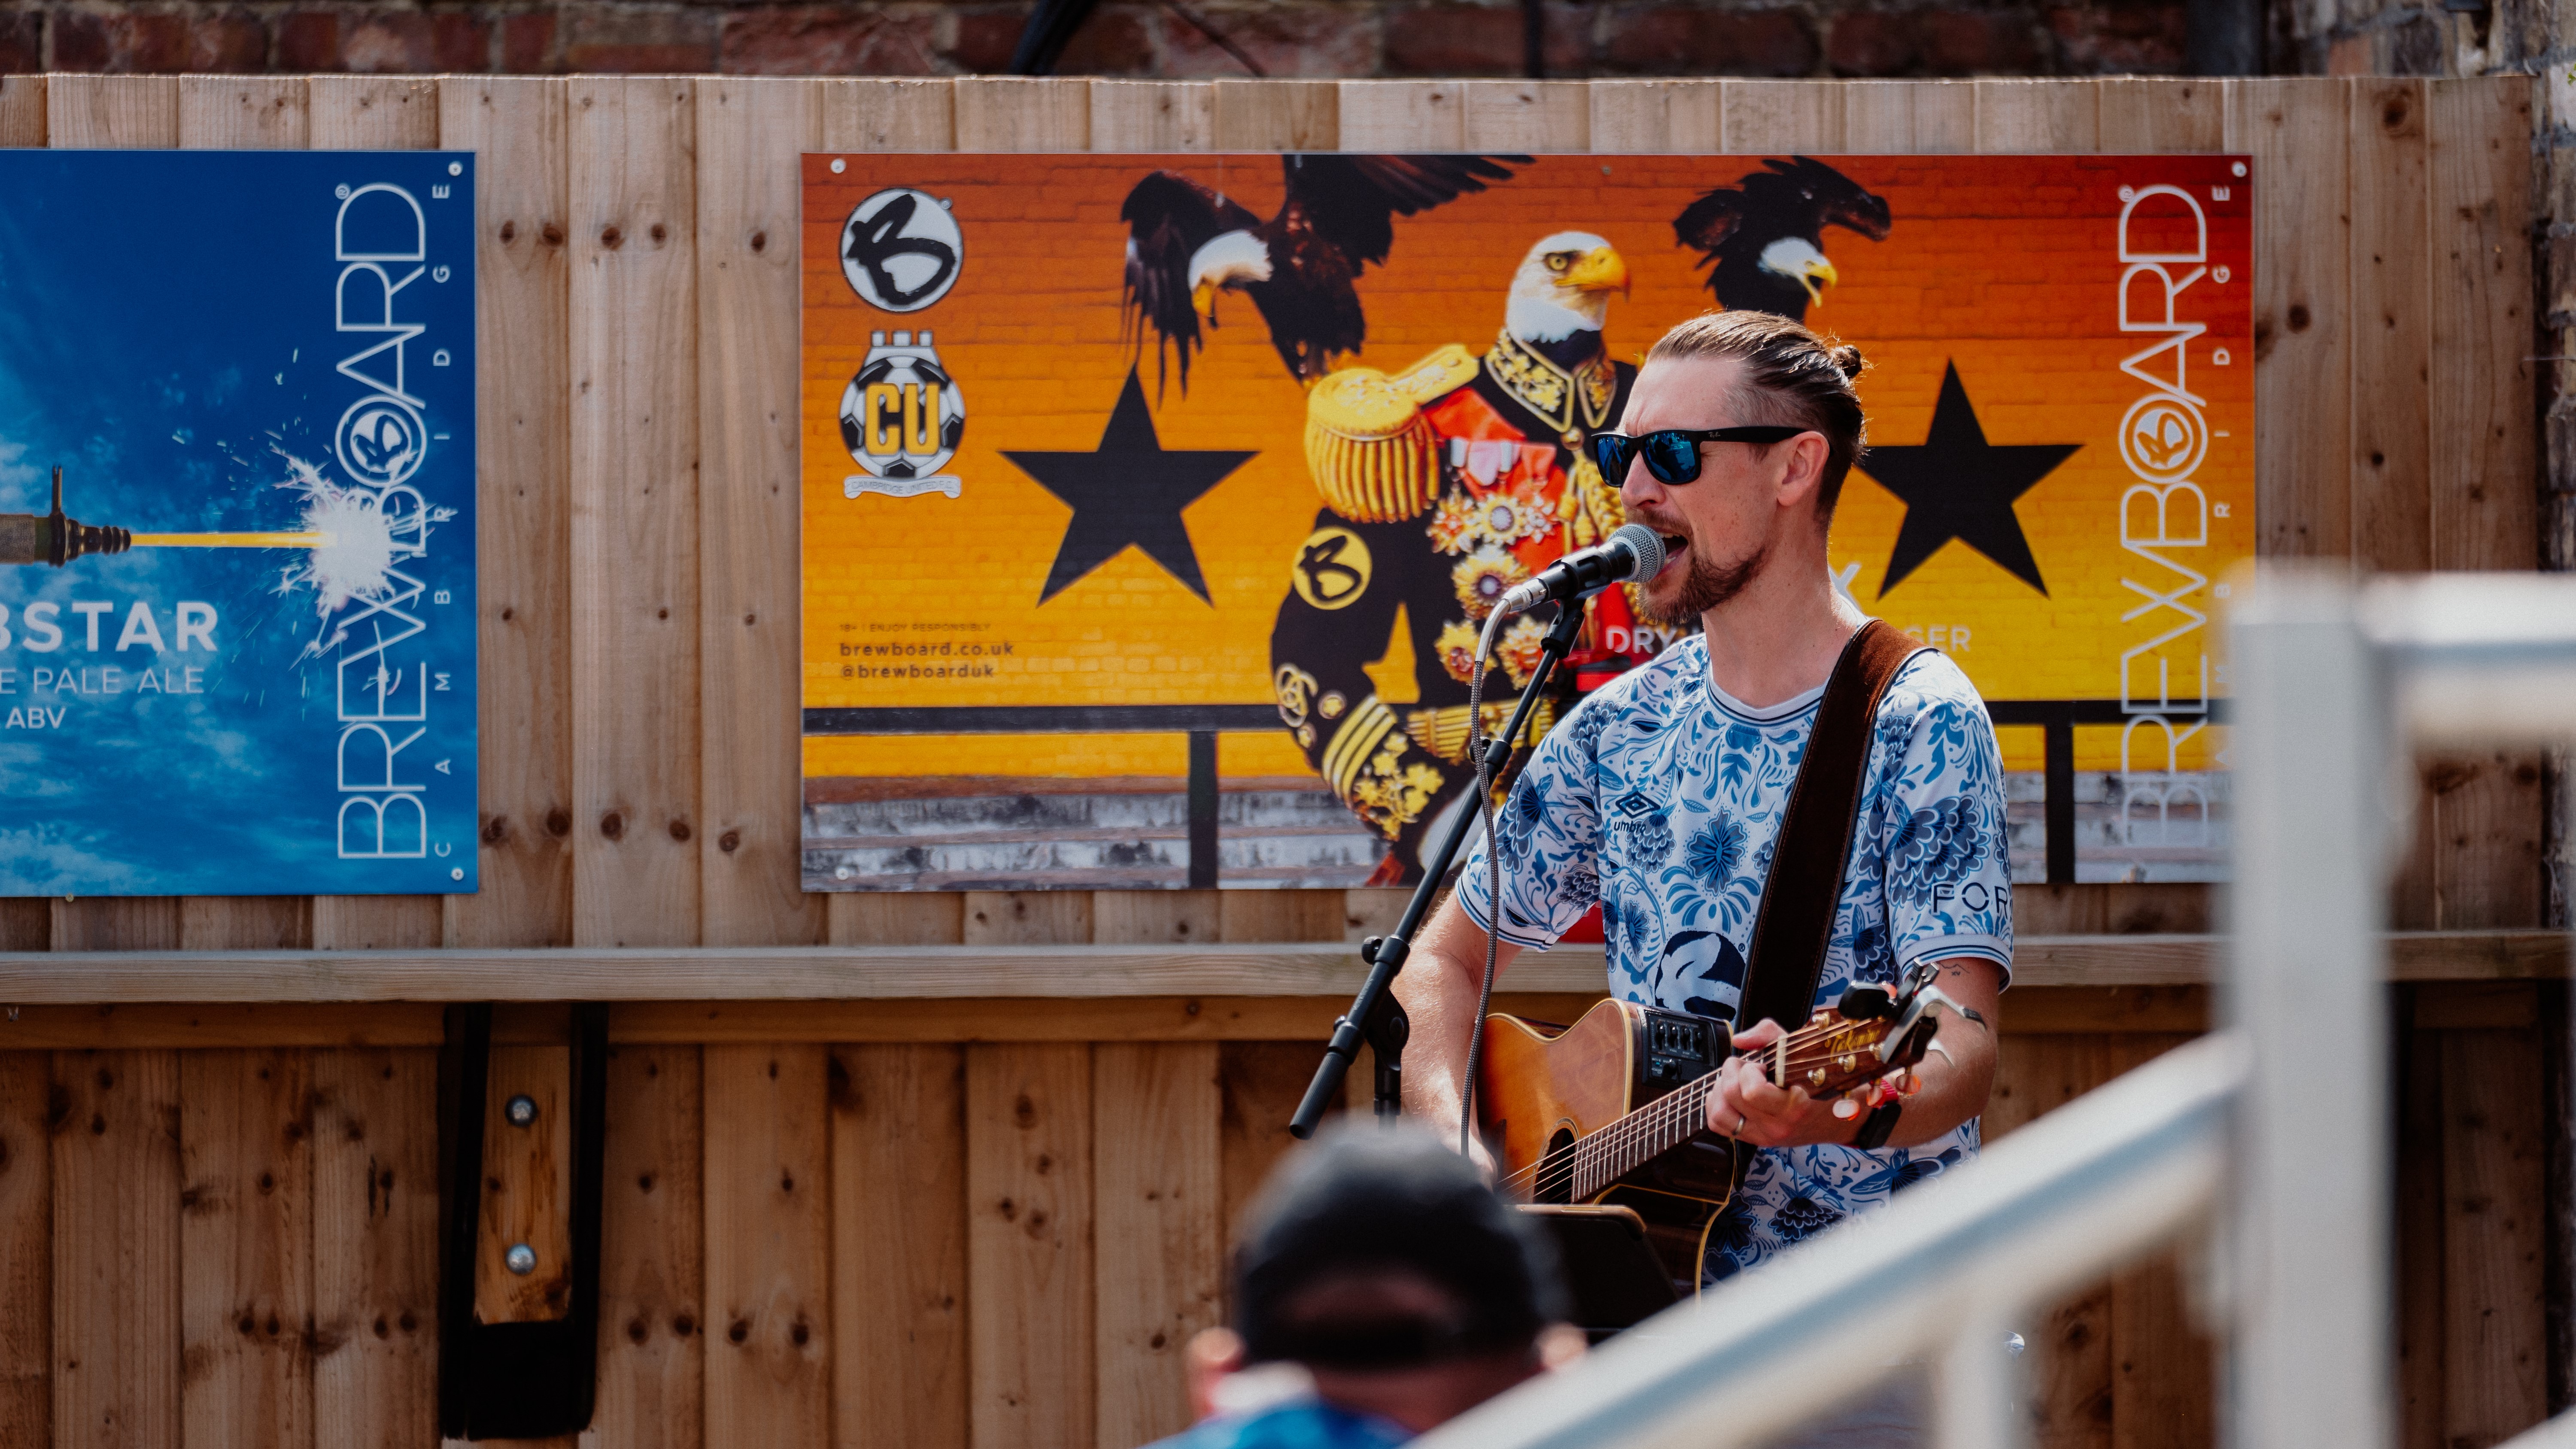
{"left": 1302, "top": 346, "right": 1480, "bottom": 523}
{"left": 1321, "top": 697, "right": 1446, "bottom": 838}
{"left": 1485, "top": 328, "right": 1624, "bottom": 547}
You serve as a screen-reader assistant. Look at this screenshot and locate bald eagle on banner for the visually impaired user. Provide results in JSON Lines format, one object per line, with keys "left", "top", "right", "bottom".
{"left": 1675, "top": 157, "right": 1892, "bottom": 320}
{"left": 1120, "top": 154, "right": 1525, "bottom": 390}
{"left": 1270, "top": 232, "right": 1644, "bottom": 885}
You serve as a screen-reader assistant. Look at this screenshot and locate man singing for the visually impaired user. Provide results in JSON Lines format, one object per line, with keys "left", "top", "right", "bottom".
{"left": 1394, "top": 310, "right": 2012, "bottom": 1292}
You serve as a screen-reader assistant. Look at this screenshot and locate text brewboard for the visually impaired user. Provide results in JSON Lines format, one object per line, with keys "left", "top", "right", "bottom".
{"left": 801, "top": 153, "right": 2249, "bottom": 892}
{"left": 0, "top": 152, "right": 476, "bottom": 897}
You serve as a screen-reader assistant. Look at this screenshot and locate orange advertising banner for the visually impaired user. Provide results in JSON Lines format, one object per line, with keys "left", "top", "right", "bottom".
{"left": 801, "top": 152, "right": 2252, "bottom": 893}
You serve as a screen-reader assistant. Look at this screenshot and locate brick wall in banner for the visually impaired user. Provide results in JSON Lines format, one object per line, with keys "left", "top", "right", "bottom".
{"left": 0, "top": 0, "right": 2187, "bottom": 82}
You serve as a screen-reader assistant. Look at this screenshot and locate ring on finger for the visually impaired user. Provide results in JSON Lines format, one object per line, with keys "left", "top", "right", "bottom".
{"left": 1736, "top": 1110, "right": 1748, "bottom": 1136}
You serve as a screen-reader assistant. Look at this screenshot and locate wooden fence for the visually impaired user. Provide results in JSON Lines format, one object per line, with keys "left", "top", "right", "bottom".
{"left": 0, "top": 72, "right": 2552, "bottom": 1449}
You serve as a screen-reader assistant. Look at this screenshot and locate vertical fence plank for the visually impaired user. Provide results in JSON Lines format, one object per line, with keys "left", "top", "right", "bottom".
{"left": 2228, "top": 78, "right": 2352, "bottom": 561}
{"left": 966, "top": 1044, "right": 1094, "bottom": 1449}
{"left": 2442, "top": 1022, "right": 2549, "bottom": 1444}
{"left": 176, "top": 79, "right": 318, "bottom": 962}
{"left": 310, "top": 77, "right": 448, "bottom": 954}
{"left": 2351, "top": 77, "right": 2437, "bottom": 930}
{"left": 2096, "top": 78, "right": 2228, "bottom": 151}
{"left": 1975, "top": 79, "right": 2099, "bottom": 152}
{"left": 1211, "top": 79, "right": 1337, "bottom": 151}
{"left": 1461, "top": 81, "right": 1589, "bottom": 152}
{"left": 1092, "top": 892, "right": 1221, "bottom": 945}
{"left": 814, "top": 79, "right": 959, "bottom": 957}
{"left": 1841, "top": 81, "right": 1974, "bottom": 153}
{"left": 2397, "top": 1007, "right": 2446, "bottom": 1449}
{"left": 1720, "top": 81, "right": 1843, "bottom": 152}
{"left": 1219, "top": 1043, "right": 1316, "bottom": 1253}
{"left": 830, "top": 1044, "right": 967, "bottom": 1449}
{"left": 570, "top": 76, "right": 703, "bottom": 949}
{"left": 597, "top": 1045, "right": 705, "bottom": 1449}
{"left": 2349, "top": 77, "right": 2432, "bottom": 577}
{"left": 442, "top": 77, "right": 576, "bottom": 949}
{"left": 47, "top": 899, "right": 178, "bottom": 952}
{"left": 1091, "top": 80, "right": 1215, "bottom": 151}
{"left": 178, "top": 1050, "right": 314, "bottom": 1449}
{"left": 310, "top": 1048, "right": 437, "bottom": 1449}
{"left": 2427, "top": 79, "right": 2543, "bottom": 932}
{"left": 178, "top": 77, "right": 307, "bottom": 149}
{"left": 1336, "top": 81, "right": 1466, "bottom": 150}
{"left": 0, "top": 1054, "right": 48, "bottom": 1447}
{"left": 45, "top": 75, "right": 175, "bottom": 149}
{"left": 1586, "top": 80, "right": 1721, "bottom": 154}
{"left": 829, "top": 77, "right": 955, "bottom": 151}
{"left": 1216, "top": 891, "right": 1347, "bottom": 944}
{"left": 1094, "top": 1044, "right": 1222, "bottom": 1449}
{"left": 0, "top": 75, "right": 43, "bottom": 145}
{"left": 475, "top": 1045, "right": 571, "bottom": 1322}
{"left": 828, "top": 893, "right": 967, "bottom": 945}
{"left": 2103, "top": 1036, "right": 2213, "bottom": 1449}
{"left": 1990, "top": 1038, "right": 2117, "bottom": 1449}
{"left": 954, "top": 78, "right": 1091, "bottom": 152}
{"left": 52, "top": 1049, "right": 181, "bottom": 1449}
{"left": 703, "top": 1045, "right": 830, "bottom": 1449}
{"left": 963, "top": 892, "right": 1094, "bottom": 945}
{"left": 697, "top": 77, "right": 826, "bottom": 950}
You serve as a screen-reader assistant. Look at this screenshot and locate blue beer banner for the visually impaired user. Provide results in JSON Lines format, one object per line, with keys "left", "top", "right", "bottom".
{"left": 0, "top": 151, "right": 477, "bottom": 897}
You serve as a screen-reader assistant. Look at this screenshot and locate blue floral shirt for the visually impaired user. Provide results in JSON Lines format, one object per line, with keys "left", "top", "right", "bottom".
{"left": 1457, "top": 632, "right": 2013, "bottom": 1280}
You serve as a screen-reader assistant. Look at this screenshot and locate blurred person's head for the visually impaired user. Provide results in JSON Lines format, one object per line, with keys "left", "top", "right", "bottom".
{"left": 1187, "top": 1124, "right": 1575, "bottom": 1435}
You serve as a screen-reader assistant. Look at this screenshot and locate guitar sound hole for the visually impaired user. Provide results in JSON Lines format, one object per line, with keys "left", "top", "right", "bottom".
{"left": 1536, "top": 1127, "right": 1577, "bottom": 1204}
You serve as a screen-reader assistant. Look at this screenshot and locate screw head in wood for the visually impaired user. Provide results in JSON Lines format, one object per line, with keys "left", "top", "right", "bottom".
{"left": 505, "top": 1243, "right": 537, "bottom": 1276}
{"left": 505, "top": 1094, "right": 538, "bottom": 1127}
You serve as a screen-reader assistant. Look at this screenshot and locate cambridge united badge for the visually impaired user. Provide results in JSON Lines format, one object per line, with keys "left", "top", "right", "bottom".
{"left": 841, "top": 328, "right": 966, "bottom": 501}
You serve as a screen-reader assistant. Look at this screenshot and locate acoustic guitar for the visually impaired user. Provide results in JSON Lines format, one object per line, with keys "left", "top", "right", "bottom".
{"left": 1474, "top": 983, "right": 1950, "bottom": 1292}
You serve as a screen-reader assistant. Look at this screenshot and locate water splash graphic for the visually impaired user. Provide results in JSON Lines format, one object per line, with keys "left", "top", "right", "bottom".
{"left": 263, "top": 451, "right": 454, "bottom": 646}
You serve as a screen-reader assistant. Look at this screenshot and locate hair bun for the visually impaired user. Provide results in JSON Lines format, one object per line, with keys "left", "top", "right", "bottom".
{"left": 1826, "top": 343, "right": 1865, "bottom": 382}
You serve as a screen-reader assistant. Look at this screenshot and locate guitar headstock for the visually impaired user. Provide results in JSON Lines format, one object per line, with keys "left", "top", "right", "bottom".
{"left": 1755, "top": 982, "right": 1945, "bottom": 1098}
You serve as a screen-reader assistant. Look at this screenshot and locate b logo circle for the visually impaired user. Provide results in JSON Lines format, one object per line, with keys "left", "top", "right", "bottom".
{"left": 2118, "top": 395, "right": 2207, "bottom": 483}
{"left": 841, "top": 188, "right": 963, "bottom": 313}
{"left": 1291, "top": 526, "right": 1372, "bottom": 611}
{"left": 335, "top": 396, "right": 427, "bottom": 488}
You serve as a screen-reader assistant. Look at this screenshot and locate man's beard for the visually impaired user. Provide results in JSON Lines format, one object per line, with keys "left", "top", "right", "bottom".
{"left": 1640, "top": 538, "right": 1768, "bottom": 626}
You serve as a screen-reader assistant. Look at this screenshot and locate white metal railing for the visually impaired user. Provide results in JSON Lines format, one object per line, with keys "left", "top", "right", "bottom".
{"left": 1409, "top": 570, "right": 2576, "bottom": 1449}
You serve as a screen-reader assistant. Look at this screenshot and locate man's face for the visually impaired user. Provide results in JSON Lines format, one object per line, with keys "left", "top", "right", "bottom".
{"left": 1614, "top": 354, "right": 1798, "bottom": 624}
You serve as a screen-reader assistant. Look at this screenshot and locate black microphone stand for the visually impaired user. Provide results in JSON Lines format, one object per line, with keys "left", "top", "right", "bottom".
{"left": 1288, "top": 597, "right": 1589, "bottom": 1137}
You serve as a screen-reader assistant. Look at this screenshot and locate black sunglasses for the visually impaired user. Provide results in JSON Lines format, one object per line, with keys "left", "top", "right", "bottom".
{"left": 1586, "top": 426, "right": 1807, "bottom": 486}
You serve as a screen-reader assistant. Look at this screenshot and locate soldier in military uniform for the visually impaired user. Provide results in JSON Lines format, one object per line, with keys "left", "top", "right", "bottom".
{"left": 1272, "top": 234, "right": 1641, "bottom": 884}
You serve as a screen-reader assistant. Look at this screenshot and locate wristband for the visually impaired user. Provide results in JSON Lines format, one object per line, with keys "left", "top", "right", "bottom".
{"left": 1852, "top": 1100, "right": 1902, "bottom": 1150}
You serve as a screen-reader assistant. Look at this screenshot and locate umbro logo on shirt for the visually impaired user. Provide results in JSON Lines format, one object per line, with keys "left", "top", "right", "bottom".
{"left": 1612, "top": 790, "right": 1659, "bottom": 819}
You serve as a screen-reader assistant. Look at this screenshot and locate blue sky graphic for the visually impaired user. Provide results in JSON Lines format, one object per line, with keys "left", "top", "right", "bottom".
{"left": 0, "top": 151, "right": 476, "bottom": 896}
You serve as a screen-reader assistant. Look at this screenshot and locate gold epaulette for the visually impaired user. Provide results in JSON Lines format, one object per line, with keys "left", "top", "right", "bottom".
{"left": 1402, "top": 699, "right": 1558, "bottom": 765}
{"left": 1302, "top": 345, "right": 1477, "bottom": 523}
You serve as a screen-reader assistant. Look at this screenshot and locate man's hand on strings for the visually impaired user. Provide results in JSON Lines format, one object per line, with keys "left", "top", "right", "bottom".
{"left": 1703, "top": 1018, "right": 1902, "bottom": 1149}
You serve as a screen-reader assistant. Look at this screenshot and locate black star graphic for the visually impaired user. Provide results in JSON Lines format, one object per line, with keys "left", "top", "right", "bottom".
{"left": 1859, "top": 361, "right": 2078, "bottom": 598}
{"left": 1005, "top": 367, "right": 1254, "bottom": 605}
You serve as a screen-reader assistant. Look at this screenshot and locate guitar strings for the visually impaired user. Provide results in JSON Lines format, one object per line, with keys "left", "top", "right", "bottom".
{"left": 1499, "top": 1015, "right": 1917, "bottom": 1201}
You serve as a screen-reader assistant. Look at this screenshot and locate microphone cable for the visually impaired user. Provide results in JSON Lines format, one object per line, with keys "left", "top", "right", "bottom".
{"left": 1457, "top": 600, "right": 1512, "bottom": 1161}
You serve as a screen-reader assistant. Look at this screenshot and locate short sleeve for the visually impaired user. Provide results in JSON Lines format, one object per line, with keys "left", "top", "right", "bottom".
{"left": 1875, "top": 682, "right": 2016, "bottom": 987}
{"left": 1453, "top": 691, "right": 1607, "bottom": 950}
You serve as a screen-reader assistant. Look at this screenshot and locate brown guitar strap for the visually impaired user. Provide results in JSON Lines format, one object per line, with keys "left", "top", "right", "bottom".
{"left": 1733, "top": 620, "right": 1930, "bottom": 1036}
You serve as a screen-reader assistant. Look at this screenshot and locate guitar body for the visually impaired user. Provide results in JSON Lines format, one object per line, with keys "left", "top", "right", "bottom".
{"left": 1476, "top": 999, "right": 1742, "bottom": 1293}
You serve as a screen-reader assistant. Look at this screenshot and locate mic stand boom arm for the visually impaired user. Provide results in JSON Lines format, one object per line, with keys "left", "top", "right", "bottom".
{"left": 1288, "top": 599, "right": 1589, "bottom": 1138}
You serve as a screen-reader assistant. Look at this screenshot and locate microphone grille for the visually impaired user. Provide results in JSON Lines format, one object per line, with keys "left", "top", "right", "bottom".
{"left": 1609, "top": 522, "right": 1665, "bottom": 583}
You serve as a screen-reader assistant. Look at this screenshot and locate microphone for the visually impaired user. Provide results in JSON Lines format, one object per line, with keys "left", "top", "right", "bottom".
{"left": 1494, "top": 523, "right": 1666, "bottom": 617}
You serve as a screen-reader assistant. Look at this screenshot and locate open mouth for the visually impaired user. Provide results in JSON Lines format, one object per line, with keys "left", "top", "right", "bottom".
{"left": 1656, "top": 534, "right": 1688, "bottom": 574}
